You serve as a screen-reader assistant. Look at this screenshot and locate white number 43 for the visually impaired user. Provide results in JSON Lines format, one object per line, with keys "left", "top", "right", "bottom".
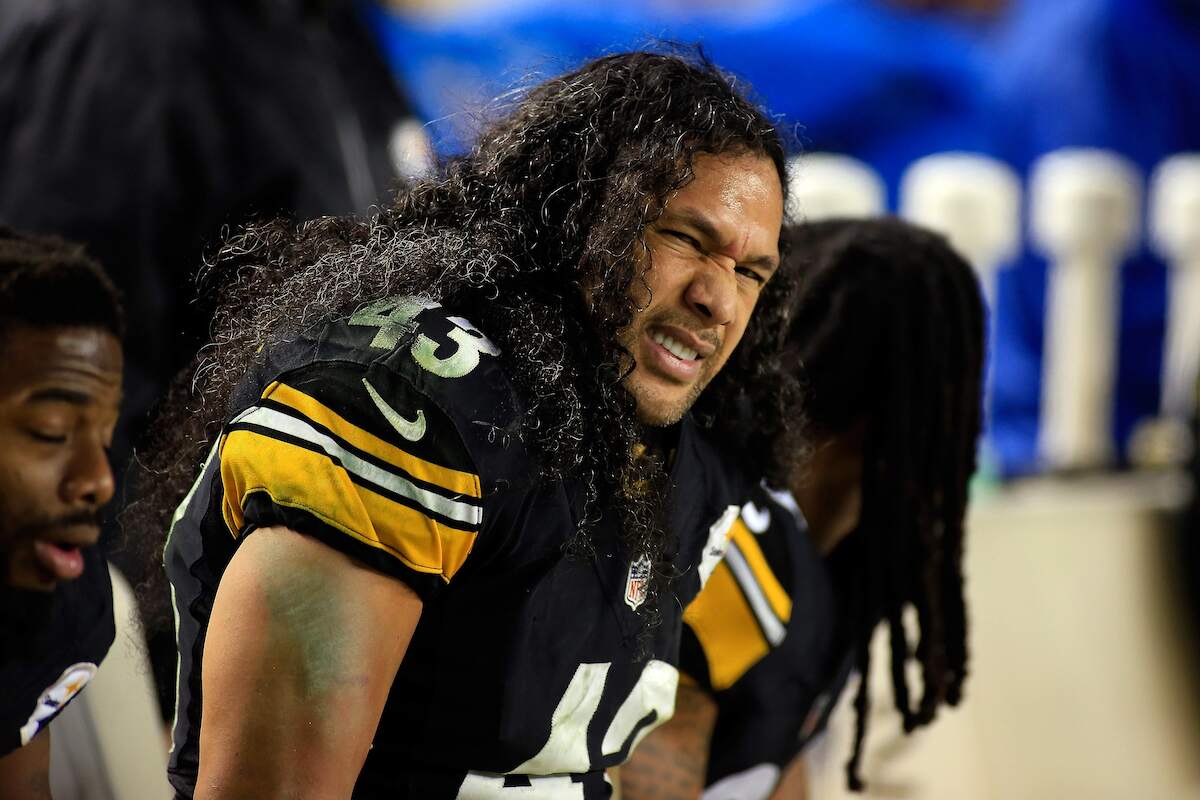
{"left": 350, "top": 296, "right": 499, "bottom": 379}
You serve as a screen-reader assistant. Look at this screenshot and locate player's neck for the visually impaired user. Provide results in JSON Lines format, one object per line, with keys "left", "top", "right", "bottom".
{"left": 790, "top": 427, "right": 864, "bottom": 556}
{"left": 637, "top": 421, "right": 681, "bottom": 462}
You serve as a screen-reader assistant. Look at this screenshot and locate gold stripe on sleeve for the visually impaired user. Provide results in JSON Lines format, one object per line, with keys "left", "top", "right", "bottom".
{"left": 728, "top": 520, "right": 793, "bottom": 624}
{"left": 263, "top": 381, "right": 481, "bottom": 502}
{"left": 683, "top": 561, "right": 769, "bottom": 691}
{"left": 219, "top": 428, "right": 477, "bottom": 581}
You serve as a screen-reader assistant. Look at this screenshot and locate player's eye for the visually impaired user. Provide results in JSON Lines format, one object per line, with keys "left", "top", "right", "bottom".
{"left": 665, "top": 229, "right": 703, "bottom": 250}
{"left": 27, "top": 429, "right": 68, "bottom": 444}
{"left": 735, "top": 265, "right": 767, "bottom": 285}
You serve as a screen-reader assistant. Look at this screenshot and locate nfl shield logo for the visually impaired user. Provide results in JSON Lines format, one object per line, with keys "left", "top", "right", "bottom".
{"left": 625, "top": 553, "right": 653, "bottom": 611}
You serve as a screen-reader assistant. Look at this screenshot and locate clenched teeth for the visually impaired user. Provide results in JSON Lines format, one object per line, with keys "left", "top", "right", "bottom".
{"left": 652, "top": 332, "right": 698, "bottom": 361}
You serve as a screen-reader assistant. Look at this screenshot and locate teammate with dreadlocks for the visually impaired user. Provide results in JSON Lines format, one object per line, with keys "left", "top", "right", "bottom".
{"left": 127, "top": 51, "right": 800, "bottom": 799}
{"left": 621, "top": 217, "right": 985, "bottom": 799}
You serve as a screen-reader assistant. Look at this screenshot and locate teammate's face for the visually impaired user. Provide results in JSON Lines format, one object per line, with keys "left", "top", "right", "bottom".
{"left": 622, "top": 152, "right": 783, "bottom": 426}
{"left": 0, "top": 326, "right": 121, "bottom": 591}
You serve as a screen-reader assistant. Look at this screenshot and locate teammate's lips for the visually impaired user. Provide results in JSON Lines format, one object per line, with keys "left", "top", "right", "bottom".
{"left": 31, "top": 526, "right": 99, "bottom": 582}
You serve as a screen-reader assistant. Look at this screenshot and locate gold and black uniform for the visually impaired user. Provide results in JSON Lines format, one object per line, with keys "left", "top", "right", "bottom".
{"left": 165, "top": 297, "right": 745, "bottom": 799}
{"left": 680, "top": 486, "right": 839, "bottom": 799}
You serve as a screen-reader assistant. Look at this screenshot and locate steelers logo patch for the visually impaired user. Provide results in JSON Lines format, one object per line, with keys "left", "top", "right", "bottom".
{"left": 19, "top": 662, "right": 98, "bottom": 746}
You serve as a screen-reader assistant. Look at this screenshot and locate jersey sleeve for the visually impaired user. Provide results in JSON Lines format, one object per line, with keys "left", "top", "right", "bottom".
{"left": 681, "top": 500, "right": 795, "bottom": 692}
{"left": 683, "top": 491, "right": 843, "bottom": 789}
{"left": 216, "top": 360, "right": 484, "bottom": 601}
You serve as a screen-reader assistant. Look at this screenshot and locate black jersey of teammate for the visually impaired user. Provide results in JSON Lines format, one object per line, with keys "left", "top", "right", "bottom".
{"left": 165, "top": 297, "right": 746, "bottom": 799}
{"left": 0, "top": 545, "right": 114, "bottom": 757}
{"left": 679, "top": 485, "right": 839, "bottom": 799}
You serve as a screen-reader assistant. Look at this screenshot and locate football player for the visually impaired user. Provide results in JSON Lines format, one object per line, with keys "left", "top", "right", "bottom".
{"left": 0, "top": 228, "right": 122, "bottom": 797}
{"left": 129, "top": 52, "right": 797, "bottom": 799}
{"left": 621, "top": 218, "right": 985, "bottom": 799}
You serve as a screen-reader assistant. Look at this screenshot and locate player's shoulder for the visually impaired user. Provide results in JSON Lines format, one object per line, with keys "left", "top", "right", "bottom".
{"left": 732, "top": 487, "right": 802, "bottom": 605}
{"left": 734, "top": 485, "right": 836, "bottom": 658}
{"left": 756, "top": 487, "right": 836, "bottom": 639}
{"left": 744, "top": 486, "right": 807, "bottom": 576}
{"left": 213, "top": 299, "right": 531, "bottom": 594}
{"left": 237, "top": 297, "right": 527, "bottom": 485}
{"left": 680, "top": 484, "right": 810, "bottom": 692}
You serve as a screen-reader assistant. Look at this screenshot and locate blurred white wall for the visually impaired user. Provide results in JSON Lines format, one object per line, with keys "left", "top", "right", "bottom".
{"left": 807, "top": 473, "right": 1200, "bottom": 800}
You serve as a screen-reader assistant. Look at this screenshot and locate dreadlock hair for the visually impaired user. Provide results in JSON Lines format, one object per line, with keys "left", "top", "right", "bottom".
{"left": 0, "top": 226, "right": 124, "bottom": 343}
{"left": 124, "top": 50, "right": 793, "bottom": 644}
{"left": 783, "top": 218, "right": 985, "bottom": 790}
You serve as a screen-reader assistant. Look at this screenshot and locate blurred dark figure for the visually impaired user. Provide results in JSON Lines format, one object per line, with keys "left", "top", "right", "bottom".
{"left": 0, "top": 0, "right": 421, "bottom": 715}
{"left": 0, "top": 228, "right": 123, "bottom": 796}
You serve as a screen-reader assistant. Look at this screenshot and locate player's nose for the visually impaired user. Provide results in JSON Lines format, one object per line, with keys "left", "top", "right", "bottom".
{"left": 684, "top": 256, "right": 737, "bottom": 327}
{"left": 61, "top": 438, "right": 115, "bottom": 509}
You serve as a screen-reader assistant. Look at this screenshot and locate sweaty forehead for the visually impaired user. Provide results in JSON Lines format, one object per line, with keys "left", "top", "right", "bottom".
{"left": 671, "top": 152, "right": 783, "bottom": 257}
{"left": 721, "top": 163, "right": 779, "bottom": 208}
{"left": 0, "top": 326, "right": 123, "bottom": 401}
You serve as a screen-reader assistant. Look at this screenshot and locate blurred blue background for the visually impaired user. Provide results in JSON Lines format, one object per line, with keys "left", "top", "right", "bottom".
{"left": 362, "top": 0, "right": 1200, "bottom": 477}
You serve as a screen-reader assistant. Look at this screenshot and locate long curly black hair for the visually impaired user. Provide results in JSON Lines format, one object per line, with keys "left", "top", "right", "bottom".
{"left": 124, "top": 50, "right": 798, "bottom": 639}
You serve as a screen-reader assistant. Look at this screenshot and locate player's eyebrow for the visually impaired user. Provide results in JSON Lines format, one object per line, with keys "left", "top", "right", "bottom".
{"left": 670, "top": 207, "right": 724, "bottom": 246}
{"left": 741, "top": 251, "right": 780, "bottom": 276}
{"left": 28, "top": 387, "right": 92, "bottom": 406}
{"left": 670, "top": 207, "right": 780, "bottom": 272}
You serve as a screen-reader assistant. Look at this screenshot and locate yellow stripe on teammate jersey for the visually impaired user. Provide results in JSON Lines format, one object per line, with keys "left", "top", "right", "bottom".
{"left": 728, "top": 521, "right": 792, "bottom": 624}
{"left": 219, "top": 436, "right": 478, "bottom": 582}
{"left": 264, "top": 381, "right": 480, "bottom": 502}
{"left": 682, "top": 518, "right": 794, "bottom": 690}
{"left": 683, "top": 561, "right": 770, "bottom": 691}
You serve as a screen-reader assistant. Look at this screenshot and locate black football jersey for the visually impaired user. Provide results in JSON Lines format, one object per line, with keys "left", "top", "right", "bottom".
{"left": 679, "top": 485, "right": 838, "bottom": 799}
{"left": 0, "top": 545, "right": 114, "bottom": 757}
{"left": 165, "top": 297, "right": 747, "bottom": 799}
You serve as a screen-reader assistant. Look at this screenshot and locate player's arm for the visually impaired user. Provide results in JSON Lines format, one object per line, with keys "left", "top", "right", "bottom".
{"left": 619, "top": 679, "right": 717, "bottom": 800}
{"left": 768, "top": 753, "right": 809, "bottom": 800}
{"left": 195, "top": 525, "right": 422, "bottom": 800}
{"left": 0, "top": 731, "right": 51, "bottom": 800}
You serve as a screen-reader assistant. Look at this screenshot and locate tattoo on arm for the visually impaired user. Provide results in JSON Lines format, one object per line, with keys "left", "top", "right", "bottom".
{"left": 620, "top": 681, "right": 717, "bottom": 800}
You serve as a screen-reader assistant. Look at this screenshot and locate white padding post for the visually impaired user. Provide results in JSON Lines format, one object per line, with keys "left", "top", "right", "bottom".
{"left": 899, "top": 152, "right": 1021, "bottom": 307}
{"left": 786, "top": 153, "right": 885, "bottom": 222}
{"left": 1032, "top": 149, "right": 1141, "bottom": 470}
{"left": 1149, "top": 154, "right": 1200, "bottom": 420}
